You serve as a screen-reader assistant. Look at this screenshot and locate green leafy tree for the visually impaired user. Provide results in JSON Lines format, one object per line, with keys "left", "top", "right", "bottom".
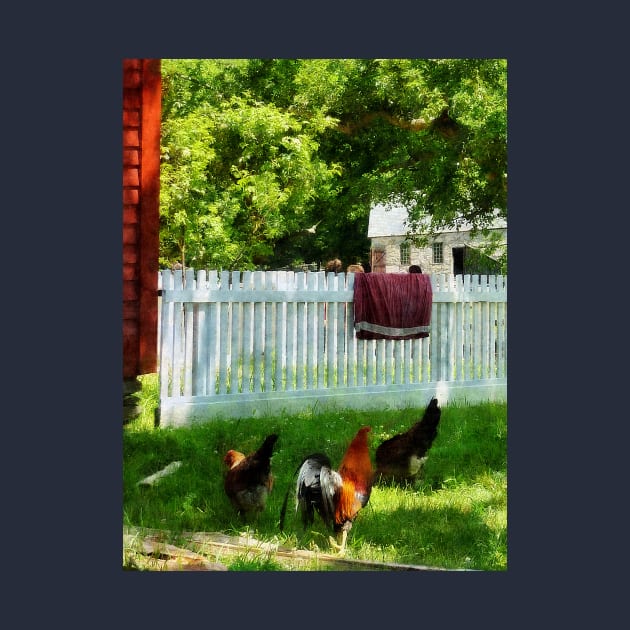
{"left": 159, "top": 58, "right": 507, "bottom": 270}
{"left": 160, "top": 60, "right": 340, "bottom": 269}
{"left": 302, "top": 58, "right": 507, "bottom": 233}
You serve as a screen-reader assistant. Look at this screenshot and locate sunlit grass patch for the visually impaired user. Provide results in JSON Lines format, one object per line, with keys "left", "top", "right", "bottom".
{"left": 124, "top": 378, "right": 507, "bottom": 570}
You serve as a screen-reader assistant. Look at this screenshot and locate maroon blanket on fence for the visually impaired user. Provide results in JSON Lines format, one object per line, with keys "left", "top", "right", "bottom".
{"left": 353, "top": 273, "right": 433, "bottom": 340}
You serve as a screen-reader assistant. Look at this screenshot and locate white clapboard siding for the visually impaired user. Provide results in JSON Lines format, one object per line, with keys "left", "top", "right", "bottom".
{"left": 157, "top": 270, "right": 507, "bottom": 426}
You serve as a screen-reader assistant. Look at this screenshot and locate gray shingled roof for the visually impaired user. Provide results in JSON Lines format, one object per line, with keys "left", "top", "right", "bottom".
{"left": 367, "top": 202, "right": 506, "bottom": 238}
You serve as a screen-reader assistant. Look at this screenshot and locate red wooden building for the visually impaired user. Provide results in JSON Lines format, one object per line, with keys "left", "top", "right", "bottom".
{"left": 122, "top": 59, "right": 161, "bottom": 420}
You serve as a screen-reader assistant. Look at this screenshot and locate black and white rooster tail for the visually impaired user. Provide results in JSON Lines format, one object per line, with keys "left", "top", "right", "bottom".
{"left": 278, "top": 456, "right": 309, "bottom": 532}
{"left": 278, "top": 453, "right": 332, "bottom": 532}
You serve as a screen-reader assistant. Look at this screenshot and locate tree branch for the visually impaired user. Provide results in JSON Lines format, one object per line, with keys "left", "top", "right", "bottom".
{"left": 336, "top": 111, "right": 429, "bottom": 135}
{"left": 336, "top": 108, "right": 461, "bottom": 141}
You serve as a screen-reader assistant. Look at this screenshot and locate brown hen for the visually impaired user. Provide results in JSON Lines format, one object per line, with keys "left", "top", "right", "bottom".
{"left": 223, "top": 433, "right": 278, "bottom": 518}
{"left": 375, "top": 397, "right": 441, "bottom": 484}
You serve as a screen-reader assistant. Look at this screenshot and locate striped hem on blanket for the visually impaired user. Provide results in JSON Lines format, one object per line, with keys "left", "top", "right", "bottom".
{"left": 354, "top": 322, "right": 431, "bottom": 337}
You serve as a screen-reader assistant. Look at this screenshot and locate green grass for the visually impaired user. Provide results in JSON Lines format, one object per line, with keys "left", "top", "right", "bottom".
{"left": 123, "top": 373, "right": 507, "bottom": 571}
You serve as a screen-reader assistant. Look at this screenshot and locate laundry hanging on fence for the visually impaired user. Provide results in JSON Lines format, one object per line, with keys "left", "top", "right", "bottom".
{"left": 353, "top": 273, "right": 433, "bottom": 340}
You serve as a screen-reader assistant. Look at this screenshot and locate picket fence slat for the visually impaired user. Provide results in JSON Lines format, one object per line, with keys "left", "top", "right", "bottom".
{"left": 157, "top": 270, "right": 507, "bottom": 426}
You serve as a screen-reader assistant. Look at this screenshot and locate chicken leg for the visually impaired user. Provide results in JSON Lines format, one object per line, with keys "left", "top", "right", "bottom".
{"left": 328, "top": 530, "right": 348, "bottom": 555}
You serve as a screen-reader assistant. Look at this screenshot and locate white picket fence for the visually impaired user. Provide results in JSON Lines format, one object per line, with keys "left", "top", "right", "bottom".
{"left": 157, "top": 269, "right": 507, "bottom": 426}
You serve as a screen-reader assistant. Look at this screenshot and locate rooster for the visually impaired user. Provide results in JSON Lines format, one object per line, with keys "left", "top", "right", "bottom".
{"left": 375, "top": 397, "right": 441, "bottom": 484}
{"left": 279, "top": 426, "right": 373, "bottom": 555}
{"left": 223, "top": 433, "right": 279, "bottom": 518}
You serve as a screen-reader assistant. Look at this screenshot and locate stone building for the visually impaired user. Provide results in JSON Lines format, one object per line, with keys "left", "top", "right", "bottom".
{"left": 368, "top": 202, "right": 507, "bottom": 275}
